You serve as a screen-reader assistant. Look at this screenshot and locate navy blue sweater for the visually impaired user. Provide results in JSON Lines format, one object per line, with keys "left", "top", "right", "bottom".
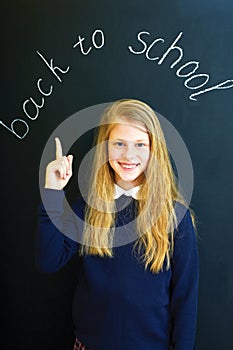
{"left": 36, "top": 189, "right": 199, "bottom": 350}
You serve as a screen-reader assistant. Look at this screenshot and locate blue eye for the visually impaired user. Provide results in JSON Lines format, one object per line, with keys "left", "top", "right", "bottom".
{"left": 115, "top": 142, "right": 125, "bottom": 148}
{"left": 136, "top": 143, "right": 145, "bottom": 147}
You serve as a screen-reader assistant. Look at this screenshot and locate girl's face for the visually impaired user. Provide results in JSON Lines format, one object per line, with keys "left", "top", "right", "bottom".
{"left": 108, "top": 118, "right": 150, "bottom": 189}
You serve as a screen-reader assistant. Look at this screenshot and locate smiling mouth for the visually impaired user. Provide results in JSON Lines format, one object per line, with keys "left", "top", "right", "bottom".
{"left": 118, "top": 162, "right": 140, "bottom": 169}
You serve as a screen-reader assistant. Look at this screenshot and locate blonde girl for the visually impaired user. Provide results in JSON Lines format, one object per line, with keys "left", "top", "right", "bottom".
{"left": 37, "top": 99, "right": 199, "bottom": 350}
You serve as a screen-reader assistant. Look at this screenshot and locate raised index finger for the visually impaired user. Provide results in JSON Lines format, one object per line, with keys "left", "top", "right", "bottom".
{"left": 55, "top": 137, "right": 63, "bottom": 159}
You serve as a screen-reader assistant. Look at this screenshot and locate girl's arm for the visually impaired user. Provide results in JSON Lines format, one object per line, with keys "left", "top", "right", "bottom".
{"left": 35, "top": 137, "right": 81, "bottom": 272}
{"left": 35, "top": 188, "right": 80, "bottom": 273}
{"left": 170, "top": 207, "right": 199, "bottom": 350}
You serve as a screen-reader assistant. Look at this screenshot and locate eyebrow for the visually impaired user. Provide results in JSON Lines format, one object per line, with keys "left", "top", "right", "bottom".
{"left": 110, "top": 138, "right": 149, "bottom": 142}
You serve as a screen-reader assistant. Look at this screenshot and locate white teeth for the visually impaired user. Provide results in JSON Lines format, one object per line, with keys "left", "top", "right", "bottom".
{"left": 121, "top": 163, "right": 138, "bottom": 169}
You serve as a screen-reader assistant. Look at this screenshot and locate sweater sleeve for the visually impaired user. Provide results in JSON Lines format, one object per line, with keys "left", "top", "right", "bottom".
{"left": 35, "top": 188, "right": 80, "bottom": 273}
{"left": 170, "top": 208, "right": 199, "bottom": 350}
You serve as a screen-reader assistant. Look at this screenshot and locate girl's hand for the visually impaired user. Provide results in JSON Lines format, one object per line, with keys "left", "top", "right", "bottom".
{"left": 44, "top": 137, "right": 73, "bottom": 190}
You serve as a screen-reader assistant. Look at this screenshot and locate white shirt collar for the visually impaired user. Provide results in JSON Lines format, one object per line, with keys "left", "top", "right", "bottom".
{"left": 113, "top": 184, "right": 141, "bottom": 199}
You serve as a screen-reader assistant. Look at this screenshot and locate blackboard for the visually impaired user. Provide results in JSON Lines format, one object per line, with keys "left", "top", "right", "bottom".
{"left": 1, "top": 1, "right": 233, "bottom": 349}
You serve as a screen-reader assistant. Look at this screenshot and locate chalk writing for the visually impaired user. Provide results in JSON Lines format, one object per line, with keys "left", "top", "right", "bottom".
{"left": 0, "top": 53, "right": 70, "bottom": 140}
{"left": 128, "top": 31, "right": 233, "bottom": 101}
{"left": 73, "top": 29, "right": 105, "bottom": 53}
{"left": 0, "top": 29, "right": 105, "bottom": 140}
{"left": 0, "top": 119, "right": 29, "bottom": 140}
{"left": 21, "top": 51, "right": 70, "bottom": 122}
{"left": 1, "top": 27, "right": 232, "bottom": 140}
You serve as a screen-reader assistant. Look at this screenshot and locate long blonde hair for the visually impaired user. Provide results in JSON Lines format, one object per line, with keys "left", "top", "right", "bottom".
{"left": 80, "top": 99, "right": 192, "bottom": 273}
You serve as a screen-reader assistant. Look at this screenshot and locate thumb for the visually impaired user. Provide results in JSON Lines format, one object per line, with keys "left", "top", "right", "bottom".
{"left": 67, "top": 155, "right": 73, "bottom": 170}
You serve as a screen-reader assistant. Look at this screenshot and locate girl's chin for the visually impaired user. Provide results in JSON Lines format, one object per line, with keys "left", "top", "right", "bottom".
{"left": 117, "top": 172, "right": 139, "bottom": 182}
{"left": 115, "top": 172, "right": 144, "bottom": 187}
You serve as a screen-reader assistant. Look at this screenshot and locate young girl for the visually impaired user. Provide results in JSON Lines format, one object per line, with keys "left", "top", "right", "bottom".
{"left": 36, "top": 99, "right": 199, "bottom": 350}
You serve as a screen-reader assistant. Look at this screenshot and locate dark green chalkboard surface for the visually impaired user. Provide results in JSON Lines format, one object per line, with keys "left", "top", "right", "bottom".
{"left": 1, "top": 1, "right": 233, "bottom": 349}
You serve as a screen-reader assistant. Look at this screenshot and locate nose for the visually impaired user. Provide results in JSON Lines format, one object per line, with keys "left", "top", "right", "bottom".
{"left": 122, "top": 143, "right": 135, "bottom": 160}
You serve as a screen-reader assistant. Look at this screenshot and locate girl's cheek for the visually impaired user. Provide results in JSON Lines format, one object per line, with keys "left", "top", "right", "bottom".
{"left": 139, "top": 148, "right": 150, "bottom": 159}
{"left": 108, "top": 148, "right": 122, "bottom": 161}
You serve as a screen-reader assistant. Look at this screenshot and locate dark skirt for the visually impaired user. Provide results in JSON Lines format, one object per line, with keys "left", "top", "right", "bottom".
{"left": 73, "top": 338, "right": 92, "bottom": 350}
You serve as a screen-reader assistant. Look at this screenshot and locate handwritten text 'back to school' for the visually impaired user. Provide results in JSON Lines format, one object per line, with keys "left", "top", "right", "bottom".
{"left": 1, "top": 29, "right": 233, "bottom": 140}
